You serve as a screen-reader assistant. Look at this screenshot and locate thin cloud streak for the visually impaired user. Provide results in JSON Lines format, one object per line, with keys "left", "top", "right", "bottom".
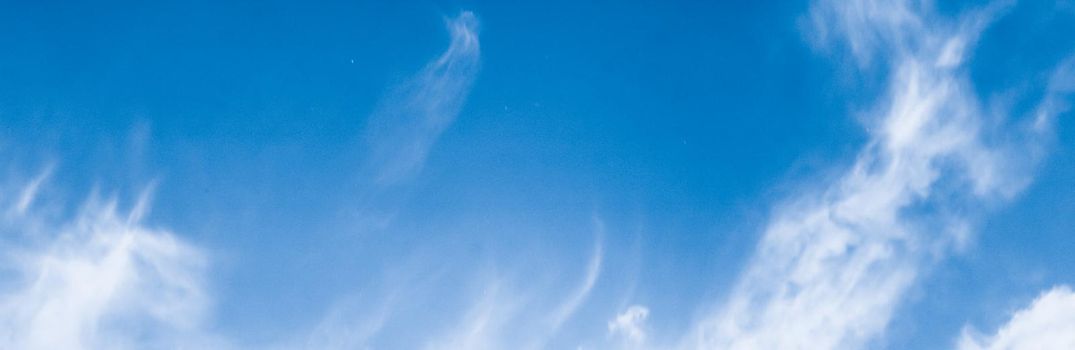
{"left": 11, "top": 164, "right": 52, "bottom": 217}
{"left": 351, "top": 11, "right": 481, "bottom": 230}
{"left": 363, "top": 11, "right": 481, "bottom": 186}
{"left": 297, "top": 221, "right": 606, "bottom": 350}
{"left": 421, "top": 239, "right": 604, "bottom": 350}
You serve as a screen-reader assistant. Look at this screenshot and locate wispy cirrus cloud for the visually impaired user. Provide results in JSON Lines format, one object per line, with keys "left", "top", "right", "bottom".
{"left": 681, "top": 1, "right": 1066, "bottom": 349}
{"left": 958, "top": 286, "right": 1075, "bottom": 350}
{"left": 9, "top": 163, "right": 52, "bottom": 217}
{"left": 295, "top": 225, "right": 605, "bottom": 350}
{"left": 422, "top": 239, "right": 604, "bottom": 350}
{"left": 352, "top": 11, "right": 481, "bottom": 229}
{"left": 3, "top": 4, "right": 1071, "bottom": 350}
{"left": 363, "top": 11, "right": 480, "bottom": 186}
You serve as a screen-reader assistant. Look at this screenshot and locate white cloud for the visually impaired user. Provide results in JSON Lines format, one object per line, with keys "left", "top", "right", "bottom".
{"left": 352, "top": 11, "right": 482, "bottom": 230}
{"left": 363, "top": 11, "right": 481, "bottom": 186}
{"left": 682, "top": 1, "right": 1055, "bottom": 349}
{"left": 958, "top": 286, "right": 1075, "bottom": 350}
{"left": 609, "top": 305, "right": 649, "bottom": 346}
{"left": 295, "top": 294, "right": 391, "bottom": 350}
{"left": 0, "top": 175, "right": 224, "bottom": 349}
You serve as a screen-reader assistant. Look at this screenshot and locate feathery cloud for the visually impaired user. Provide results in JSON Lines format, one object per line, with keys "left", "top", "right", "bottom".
{"left": 422, "top": 240, "right": 603, "bottom": 350}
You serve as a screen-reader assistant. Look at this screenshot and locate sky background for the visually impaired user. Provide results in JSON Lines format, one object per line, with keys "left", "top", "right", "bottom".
{"left": 1, "top": 0, "right": 1075, "bottom": 349}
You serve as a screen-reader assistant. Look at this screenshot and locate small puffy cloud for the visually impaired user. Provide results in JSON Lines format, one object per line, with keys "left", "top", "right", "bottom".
{"left": 958, "top": 286, "right": 1075, "bottom": 350}
{"left": 298, "top": 220, "right": 605, "bottom": 350}
{"left": 608, "top": 305, "right": 649, "bottom": 345}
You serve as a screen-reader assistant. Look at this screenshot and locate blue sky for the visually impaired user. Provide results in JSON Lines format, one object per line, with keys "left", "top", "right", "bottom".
{"left": 2, "top": 0, "right": 1075, "bottom": 349}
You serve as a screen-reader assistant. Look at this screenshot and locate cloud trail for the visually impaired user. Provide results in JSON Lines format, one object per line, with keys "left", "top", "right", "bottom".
{"left": 323, "top": 234, "right": 604, "bottom": 350}
{"left": 682, "top": 1, "right": 1061, "bottom": 349}
{"left": 292, "top": 217, "right": 605, "bottom": 350}
{"left": 350, "top": 11, "right": 481, "bottom": 230}
{"left": 422, "top": 240, "right": 604, "bottom": 350}
{"left": 1033, "top": 57, "right": 1075, "bottom": 132}
{"left": 958, "top": 286, "right": 1075, "bottom": 350}
{"left": 363, "top": 11, "right": 481, "bottom": 186}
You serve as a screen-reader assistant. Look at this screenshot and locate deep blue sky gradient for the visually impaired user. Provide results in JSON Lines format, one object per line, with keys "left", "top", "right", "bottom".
{"left": 1, "top": 0, "right": 1073, "bottom": 348}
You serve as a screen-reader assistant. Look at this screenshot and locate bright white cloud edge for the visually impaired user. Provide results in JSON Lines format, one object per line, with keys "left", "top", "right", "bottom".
{"left": 959, "top": 286, "right": 1075, "bottom": 350}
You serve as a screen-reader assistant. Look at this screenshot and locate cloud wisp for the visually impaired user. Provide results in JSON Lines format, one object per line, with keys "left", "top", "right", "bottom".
{"left": 682, "top": 1, "right": 1063, "bottom": 349}
{"left": 9, "top": 164, "right": 52, "bottom": 217}
{"left": 294, "top": 227, "right": 606, "bottom": 350}
{"left": 608, "top": 305, "right": 649, "bottom": 347}
{"left": 363, "top": 11, "right": 481, "bottom": 187}
{"left": 422, "top": 239, "right": 604, "bottom": 350}
{"left": 351, "top": 11, "right": 481, "bottom": 230}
